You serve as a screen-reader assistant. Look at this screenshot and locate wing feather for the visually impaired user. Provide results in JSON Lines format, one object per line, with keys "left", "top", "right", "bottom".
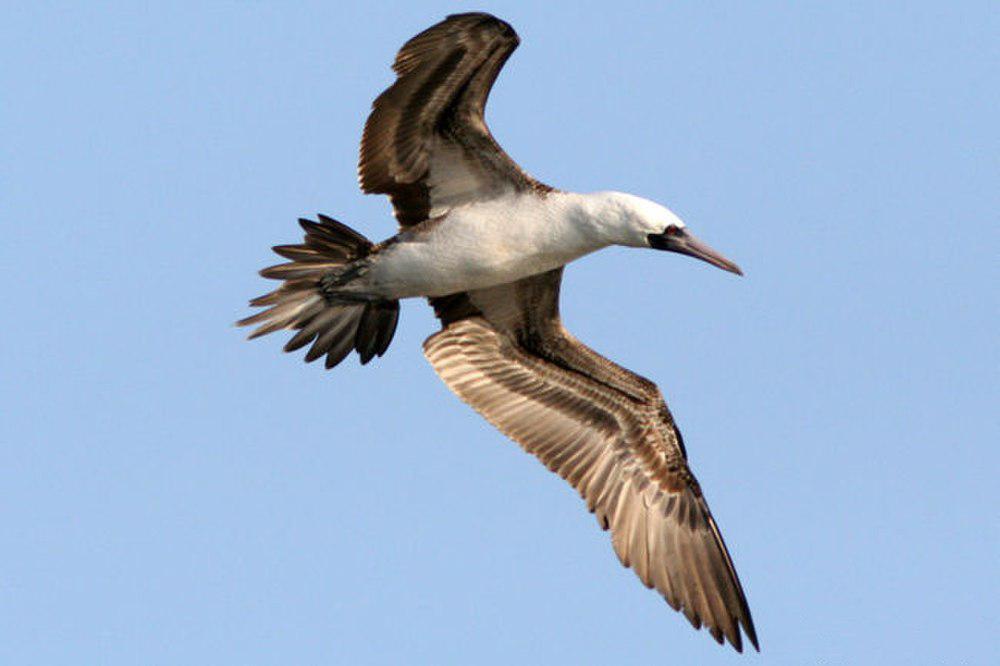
{"left": 359, "top": 12, "right": 550, "bottom": 227}
{"left": 423, "top": 315, "right": 758, "bottom": 652}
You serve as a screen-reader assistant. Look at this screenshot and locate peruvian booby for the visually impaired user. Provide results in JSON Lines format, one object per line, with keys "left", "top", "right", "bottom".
{"left": 240, "top": 12, "right": 757, "bottom": 652}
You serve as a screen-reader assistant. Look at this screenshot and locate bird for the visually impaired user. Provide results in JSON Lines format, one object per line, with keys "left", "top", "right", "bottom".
{"left": 239, "top": 12, "right": 758, "bottom": 653}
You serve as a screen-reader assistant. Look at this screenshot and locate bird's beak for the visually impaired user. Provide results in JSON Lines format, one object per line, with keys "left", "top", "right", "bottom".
{"left": 648, "top": 229, "right": 743, "bottom": 276}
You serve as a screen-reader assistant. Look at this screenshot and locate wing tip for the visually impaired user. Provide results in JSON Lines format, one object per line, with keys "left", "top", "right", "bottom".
{"left": 742, "top": 615, "right": 761, "bottom": 653}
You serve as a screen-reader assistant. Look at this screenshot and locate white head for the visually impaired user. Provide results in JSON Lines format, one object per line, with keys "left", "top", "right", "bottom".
{"left": 588, "top": 191, "right": 742, "bottom": 275}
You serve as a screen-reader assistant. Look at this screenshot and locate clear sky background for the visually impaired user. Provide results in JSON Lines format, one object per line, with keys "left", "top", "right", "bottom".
{"left": 3, "top": 2, "right": 997, "bottom": 664}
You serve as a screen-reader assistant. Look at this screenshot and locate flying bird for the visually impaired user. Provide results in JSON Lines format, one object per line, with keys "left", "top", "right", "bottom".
{"left": 240, "top": 12, "right": 757, "bottom": 653}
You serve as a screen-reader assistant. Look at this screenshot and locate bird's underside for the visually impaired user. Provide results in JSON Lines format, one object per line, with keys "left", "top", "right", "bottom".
{"left": 241, "top": 12, "right": 757, "bottom": 653}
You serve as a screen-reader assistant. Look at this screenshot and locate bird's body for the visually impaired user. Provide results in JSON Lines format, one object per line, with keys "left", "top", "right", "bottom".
{"left": 241, "top": 12, "right": 758, "bottom": 653}
{"left": 355, "top": 191, "right": 678, "bottom": 299}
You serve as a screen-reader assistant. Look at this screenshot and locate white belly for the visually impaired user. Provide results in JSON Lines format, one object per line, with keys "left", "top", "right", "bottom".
{"left": 366, "top": 193, "right": 606, "bottom": 299}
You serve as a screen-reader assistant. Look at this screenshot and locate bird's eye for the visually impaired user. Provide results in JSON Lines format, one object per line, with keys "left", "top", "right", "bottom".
{"left": 664, "top": 225, "right": 682, "bottom": 236}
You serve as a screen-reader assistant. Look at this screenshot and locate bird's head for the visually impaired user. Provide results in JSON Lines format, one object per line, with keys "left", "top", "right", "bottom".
{"left": 596, "top": 192, "right": 742, "bottom": 276}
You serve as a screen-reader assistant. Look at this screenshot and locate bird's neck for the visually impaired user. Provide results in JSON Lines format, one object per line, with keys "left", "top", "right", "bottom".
{"left": 561, "top": 191, "right": 640, "bottom": 247}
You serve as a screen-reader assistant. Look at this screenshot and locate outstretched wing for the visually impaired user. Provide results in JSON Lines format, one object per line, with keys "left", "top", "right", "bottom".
{"left": 359, "top": 12, "right": 551, "bottom": 227}
{"left": 423, "top": 273, "right": 758, "bottom": 653}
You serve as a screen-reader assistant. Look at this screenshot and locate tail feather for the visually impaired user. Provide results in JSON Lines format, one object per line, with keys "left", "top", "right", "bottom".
{"left": 356, "top": 300, "right": 400, "bottom": 364}
{"left": 238, "top": 215, "right": 400, "bottom": 369}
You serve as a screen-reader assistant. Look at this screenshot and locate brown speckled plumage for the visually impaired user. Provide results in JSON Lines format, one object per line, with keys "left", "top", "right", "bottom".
{"left": 243, "top": 12, "right": 757, "bottom": 653}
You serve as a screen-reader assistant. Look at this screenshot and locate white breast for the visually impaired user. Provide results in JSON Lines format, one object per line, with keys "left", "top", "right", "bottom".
{"left": 367, "top": 192, "right": 610, "bottom": 299}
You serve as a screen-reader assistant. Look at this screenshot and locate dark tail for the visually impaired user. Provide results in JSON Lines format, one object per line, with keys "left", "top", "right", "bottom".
{"left": 237, "top": 215, "right": 399, "bottom": 369}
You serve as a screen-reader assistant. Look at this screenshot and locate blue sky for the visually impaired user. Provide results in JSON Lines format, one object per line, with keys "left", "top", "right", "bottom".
{"left": 2, "top": 2, "right": 997, "bottom": 664}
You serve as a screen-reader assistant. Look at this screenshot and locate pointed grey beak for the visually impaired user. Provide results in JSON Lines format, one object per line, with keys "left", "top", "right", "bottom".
{"left": 648, "top": 228, "right": 743, "bottom": 276}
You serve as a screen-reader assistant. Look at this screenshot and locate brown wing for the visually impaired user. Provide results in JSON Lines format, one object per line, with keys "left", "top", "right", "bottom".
{"left": 359, "top": 12, "right": 551, "bottom": 227}
{"left": 423, "top": 273, "right": 758, "bottom": 653}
